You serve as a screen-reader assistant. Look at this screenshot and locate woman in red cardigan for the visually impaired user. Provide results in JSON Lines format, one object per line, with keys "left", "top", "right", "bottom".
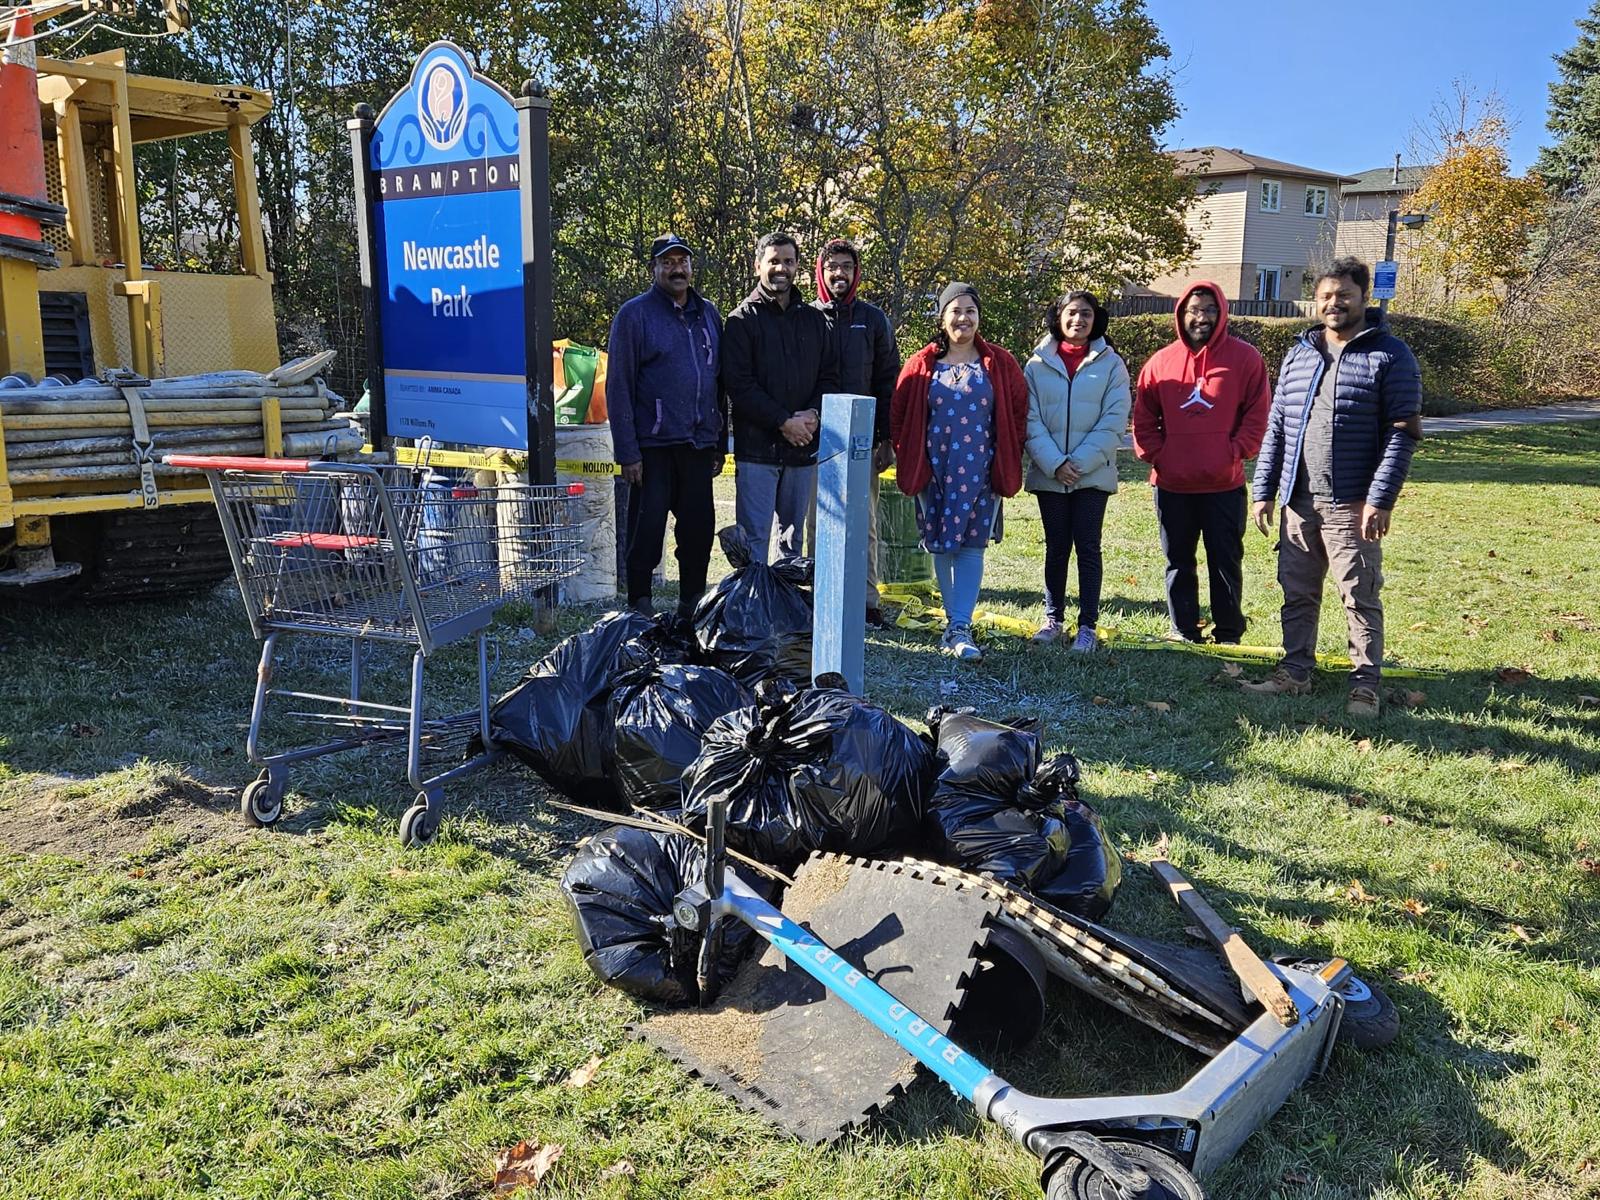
{"left": 889, "top": 282, "right": 1028, "bottom": 662}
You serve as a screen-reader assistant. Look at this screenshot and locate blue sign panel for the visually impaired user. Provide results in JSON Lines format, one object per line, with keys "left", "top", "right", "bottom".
{"left": 1372, "top": 259, "right": 1399, "bottom": 301}
{"left": 370, "top": 43, "right": 526, "bottom": 449}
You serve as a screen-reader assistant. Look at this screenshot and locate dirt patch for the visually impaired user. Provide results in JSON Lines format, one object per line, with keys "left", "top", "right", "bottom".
{"left": 645, "top": 1004, "right": 766, "bottom": 1081}
{"left": 780, "top": 855, "right": 856, "bottom": 926}
{"left": 0, "top": 769, "right": 246, "bottom": 859}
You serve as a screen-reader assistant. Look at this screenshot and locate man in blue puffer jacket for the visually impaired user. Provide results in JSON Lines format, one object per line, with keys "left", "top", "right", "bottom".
{"left": 1244, "top": 257, "right": 1422, "bottom": 718}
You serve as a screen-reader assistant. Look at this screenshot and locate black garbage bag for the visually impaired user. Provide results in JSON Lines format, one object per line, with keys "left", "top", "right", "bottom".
{"left": 681, "top": 682, "right": 935, "bottom": 864}
{"left": 561, "top": 825, "right": 764, "bottom": 1006}
{"left": 615, "top": 612, "right": 700, "bottom": 674}
{"left": 488, "top": 609, "right": 657, "bottom": 804}
{"left": 692, "top": 526, "right": 813, "bottom": 686}
{"left": 1021, "top": 755, "right": 1122, "bottom": 920}
{"left": 611, "top": 663, "right": 754, "bottom": 809}
{"left": 924, "top": 711, "right": 1120, "bottom": 919}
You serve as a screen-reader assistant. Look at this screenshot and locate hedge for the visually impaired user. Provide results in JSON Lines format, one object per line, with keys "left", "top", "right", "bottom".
{"left": 1105, "top": 311, "right": 1518, "bottom": 414}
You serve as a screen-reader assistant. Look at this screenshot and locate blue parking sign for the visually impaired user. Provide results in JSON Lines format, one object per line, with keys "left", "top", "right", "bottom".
{"left": 370, "top": 43, "right": 527, "bottom": 449}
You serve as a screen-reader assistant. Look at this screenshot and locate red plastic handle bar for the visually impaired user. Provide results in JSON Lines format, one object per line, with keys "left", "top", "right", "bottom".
{"left": 566, "top": 482, "right": 586, "bottom": 496}
{"left": 164, "top": 454, "right": 311, "bottom": 472}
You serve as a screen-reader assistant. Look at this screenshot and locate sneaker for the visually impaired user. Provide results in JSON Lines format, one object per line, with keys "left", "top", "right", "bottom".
{"left": 941, "top": 622, "right": 983, "bottom": 662}
{"left": 1069, "top": 625, "right": 1099, "bottom": 654}
{"left": 1346, "top": 686, "right": 1381, "bottom": 718}
{"left": 1164, "top": 627, "right": 1203, "bottom": 643}
{"left": 1241, "top": 667, "right": 1312, "bottom": 696}
{"left": 1032, "top": 618, "right": 1063, "bottom": 645}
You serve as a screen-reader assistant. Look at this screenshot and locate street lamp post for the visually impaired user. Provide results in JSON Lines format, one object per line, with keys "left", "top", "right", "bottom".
{"left": 1379, "top": 210, "right": 1429, "bottom": 318}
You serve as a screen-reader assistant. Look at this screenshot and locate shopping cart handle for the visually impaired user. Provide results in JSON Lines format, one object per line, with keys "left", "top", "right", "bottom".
{"left": 164, "top": 454, "right": 312, "bottom": 472}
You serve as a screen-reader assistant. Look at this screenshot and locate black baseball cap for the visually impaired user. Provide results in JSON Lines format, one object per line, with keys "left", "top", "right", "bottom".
{"left": 649, "top": 235, "right": 694, "bottom": 261}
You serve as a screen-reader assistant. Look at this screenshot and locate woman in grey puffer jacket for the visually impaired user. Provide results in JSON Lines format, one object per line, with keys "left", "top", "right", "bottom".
{"left": 1023, "top": 291, "right": 1132, "bottom": 651}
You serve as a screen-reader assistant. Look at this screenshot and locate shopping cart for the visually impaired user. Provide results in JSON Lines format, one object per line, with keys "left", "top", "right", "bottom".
{"left": 167, "top": 454, "right": 584, "bottom": 845}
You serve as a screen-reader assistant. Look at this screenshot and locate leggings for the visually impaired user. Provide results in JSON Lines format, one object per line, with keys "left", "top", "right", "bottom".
{"left": 1036, "top": 487, "right": 1110, "bottom": 628}
{"left": 932, "top": 547, "right": 986, "bottom": 627}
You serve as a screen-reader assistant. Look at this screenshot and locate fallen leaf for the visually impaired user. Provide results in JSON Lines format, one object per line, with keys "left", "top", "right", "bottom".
{"left": 1509, "top": 924, "right": 1534, "bottom": 943}
{"left": 1506, "top": 859, "right": 1527, "bottom": 874}
{"left": 1553, "top": 1017, "right": 1578, "bottom": 1034}
{"left": 127, "top": 867, "right": 148, "bottom": 879}
{"left": 599, "top": 1160, "right": 636, "bottom": 1180}
{"left": 1578, "top": 858, "right": 1600, "bottom": 876}
{"left": 68, "top": 722, "right": 101, "bottom": 738}
{"left": 1495, "top": 666, "right": 1533, "bottom": 686}
{"left": 1540, "top": 628, "right": 1563, "bottom": 643}
{"left": 1428, "top": 860, "right": 1448, "bottom": 874}
{"left": 1393, "top": 966, "right": 1433, "bottom": 985}
{"left": 1123, "top": 574, "right": 1138, "bottom": 586}
{"left": 1487, "top": 549, "right": 1497, "bottom": 558}
{"left": 1356, "top": 738, "right": 1374, "bottom": 755}
{"left": 1345, "top": 879, "right": 1378, "bottom": 904}
{"left": 1221, "top": 661, "right": 1242, "bottom": 678}
{"left": 1392, "top": 688, "right": 1426, "bottom": 708}
{"left": 1577, "top": 838, "right": 1592, "bottom": 852}
{"left": 1397, "top": 897, "right": 1429, "bottom": 917}
{"left": 1144, "top": 700, "right": 1172, "bottom": 714}
{"left": 1091, "top": 695, "right": 1112, "bottom": 706}
{"left": 1579, "top": 695, "right": 1600, "bottom": 709}
{"left": 493, "top": 1142, "right": 563, "bottom": 1194}
{"left": 1281, "top": 1168, "right": 1313, "bottom": 1185}
{"left": 1407, "top": 620, "right": 1429, "bottom": 631}
{"left": 1344, "top": 792, "right": 1369, "bottom": 808}
{"left": 1145, "top": 769, "right": 1160, "bottom": 782}
{"left": 565, "top": 1056, "right": 602, "bottom": 1089}
{"left": 1153, "top": 831, "right": 1171, "bottom": 859}
{"left": 1379, "top": 814, "right": 1396, "bottom": 826}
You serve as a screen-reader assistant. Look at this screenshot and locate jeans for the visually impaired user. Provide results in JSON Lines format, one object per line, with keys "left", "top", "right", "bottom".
{"left": 734, "top": 460, "right": 816, "bottom": 564}
{"left": 624, "top": 444, "right": 719, "bottom": 607}
{"left": 933, "top": 546, "right": 986, "bottom": 627}
{"left": 1277, "top": 491, "right": 1384, "bottom": 686}
{"left": 1035, "top": 488, "right": 1110, "bottom": 629}
{"left": 1154, "top": 486, "right": 1247, "bottom": 642}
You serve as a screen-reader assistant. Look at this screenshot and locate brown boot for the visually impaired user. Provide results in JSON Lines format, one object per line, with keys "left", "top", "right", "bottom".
{"left": 1346, "top": 685, "right": 1381, "bottom": 718}
{"left": 1242, "top": 667, "right": 1313, "bottom": 696}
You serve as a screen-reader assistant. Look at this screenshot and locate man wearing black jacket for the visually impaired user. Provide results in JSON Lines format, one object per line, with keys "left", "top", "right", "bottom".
{"left": 810, "top": 238, "right": 900, "bottom": 625}
{"left": 724, "top": 231, "right": 840, "bottom": 563}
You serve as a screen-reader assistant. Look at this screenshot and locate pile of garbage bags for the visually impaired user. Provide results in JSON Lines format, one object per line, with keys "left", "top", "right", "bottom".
{"left": 487, "top": 539, "right": 1120, "bottom": 1006}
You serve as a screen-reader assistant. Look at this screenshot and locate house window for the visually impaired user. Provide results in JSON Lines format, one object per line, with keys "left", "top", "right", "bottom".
{"left": 1305, "top": 185, "right": 1328, "bottom": 217}
{"left": 1255, "top": 267, "right": 1281, "bottom": 301}
{"left": 1260, "top": 180, "right": 1281, "bottom": 212}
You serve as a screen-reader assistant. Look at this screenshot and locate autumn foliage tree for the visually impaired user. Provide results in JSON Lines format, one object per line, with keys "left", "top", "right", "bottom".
{"left": 1406, "top": 89, "right": 1545, "bottom": 307}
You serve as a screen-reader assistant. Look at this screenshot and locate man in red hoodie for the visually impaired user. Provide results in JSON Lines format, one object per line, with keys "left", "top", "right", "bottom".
{"left": 1132, "top": 283, "right": 1270, "bottom": 643}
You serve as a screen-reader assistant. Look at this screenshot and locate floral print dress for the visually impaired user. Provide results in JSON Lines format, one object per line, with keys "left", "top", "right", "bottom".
{"left": 916, "top": 359, "right": 997, "bottom": 553}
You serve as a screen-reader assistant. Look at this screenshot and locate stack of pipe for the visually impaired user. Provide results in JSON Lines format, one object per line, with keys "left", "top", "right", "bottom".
{"left": 0, "top": 354, "right": 363, "bottom": 485}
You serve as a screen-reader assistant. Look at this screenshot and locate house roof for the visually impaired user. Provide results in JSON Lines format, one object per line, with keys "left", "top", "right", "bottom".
{"left": 1342, "top": 165, "right": 1432, "bottom": 195}
{"left": 1171, "top": 147, "right": 1358, "bottom": 185}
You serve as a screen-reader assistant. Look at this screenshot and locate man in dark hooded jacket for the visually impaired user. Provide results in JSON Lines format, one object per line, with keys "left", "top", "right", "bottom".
{"left": 809, "top": 237, "right": 900, "bottom": 624}
{"left": 1132, "top": 281, "right": 1270, "bottom": 644}
{"left": 723, "top": 231, "right": 840, "bottom": 563}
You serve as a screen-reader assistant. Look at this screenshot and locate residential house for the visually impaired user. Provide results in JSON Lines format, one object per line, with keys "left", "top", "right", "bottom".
{"left": 1335, "top": 161, "right": 1431, "bottom": 272}
{"left": 1141, "top": 148, "right": 1356, "bottom": 304}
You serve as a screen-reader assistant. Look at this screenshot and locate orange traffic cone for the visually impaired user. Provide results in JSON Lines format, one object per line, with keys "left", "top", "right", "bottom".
{"left": 0, "top": 11, "right": 66, "bottom": 267}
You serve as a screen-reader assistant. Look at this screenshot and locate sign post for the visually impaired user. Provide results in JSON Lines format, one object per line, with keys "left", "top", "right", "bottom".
{"left": 812, "top": 393, "right": 876, "bottom": 693}
{"left": 355, "top": 42, "right": 550, "bottom": 467}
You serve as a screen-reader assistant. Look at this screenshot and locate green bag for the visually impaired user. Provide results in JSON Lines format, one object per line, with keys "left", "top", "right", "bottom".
{"left": 555, "top": 342, "right": 602, "bottom": 424}
{"left": 877, "top": 473, "right": 934, "bottom": 588}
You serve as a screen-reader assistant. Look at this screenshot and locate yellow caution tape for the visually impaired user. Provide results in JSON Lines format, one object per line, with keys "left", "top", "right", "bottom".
{"left": 555, "top": 458, "right": 620, "bottom": 476}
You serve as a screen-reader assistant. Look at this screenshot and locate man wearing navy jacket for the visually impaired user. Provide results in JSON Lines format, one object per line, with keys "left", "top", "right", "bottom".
{"left": 1245, "top": 257, "right": 1422, "bottom": 717}
{"left": 606, "top": 235, "right": 725, "bottom": 617}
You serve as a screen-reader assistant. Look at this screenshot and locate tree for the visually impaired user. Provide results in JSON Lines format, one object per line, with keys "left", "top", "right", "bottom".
{"left": 1536, "top": 1, "right": 1600, "bottom": 196}
{"left": 1407, "top": 86, "right": 1545, "bottom": 306}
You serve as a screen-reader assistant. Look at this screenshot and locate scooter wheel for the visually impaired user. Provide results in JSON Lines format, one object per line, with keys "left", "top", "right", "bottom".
{"left": 1043, "top": 1139, "right": 1206, "bottom": 1200}
{"left": 1277, "top": 957, "right": 1400, "bottom": 1049}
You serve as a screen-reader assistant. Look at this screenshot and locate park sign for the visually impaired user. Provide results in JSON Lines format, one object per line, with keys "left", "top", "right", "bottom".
{"left": 368, "top": 43, "right": 527, "bottom": 449}
{"left": 1372, "top": 259, "right": 1399, "bottom": 302}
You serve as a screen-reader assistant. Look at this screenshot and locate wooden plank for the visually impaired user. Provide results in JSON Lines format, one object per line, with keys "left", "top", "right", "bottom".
{"left": 1150, "top": 858, "right": 1299, "bottom": 1027}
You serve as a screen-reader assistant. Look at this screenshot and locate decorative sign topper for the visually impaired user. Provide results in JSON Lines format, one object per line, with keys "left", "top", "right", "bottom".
{"left": 369, "top": 43, "right": 526, "bottom": 449}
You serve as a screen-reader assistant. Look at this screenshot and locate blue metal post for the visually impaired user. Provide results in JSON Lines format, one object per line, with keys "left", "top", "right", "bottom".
{"left": 812, "top": 392, "right": 875, "bottom": 693}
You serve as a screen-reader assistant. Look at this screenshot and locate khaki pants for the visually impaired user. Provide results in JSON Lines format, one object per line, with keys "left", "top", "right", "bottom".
{"left": 805, "top": 469, "right": 882, "bottom": 607}
{"left": 1278, "top": 492, "right": 1384, "bottom": 687}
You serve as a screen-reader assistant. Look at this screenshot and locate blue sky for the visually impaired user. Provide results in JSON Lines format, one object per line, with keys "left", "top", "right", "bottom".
{"left": 1143, "top": 0, "right": 1586, "bottom": 175}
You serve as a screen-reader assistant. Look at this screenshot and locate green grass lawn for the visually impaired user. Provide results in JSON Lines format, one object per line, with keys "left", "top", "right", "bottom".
{"left": 2, "top": 424, "right": 1598, "bottom": 1200}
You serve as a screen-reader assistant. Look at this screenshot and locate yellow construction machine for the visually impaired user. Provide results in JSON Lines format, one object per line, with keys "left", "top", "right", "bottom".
{"left": 0, "top": 26, "right": 284, "bottom": 599}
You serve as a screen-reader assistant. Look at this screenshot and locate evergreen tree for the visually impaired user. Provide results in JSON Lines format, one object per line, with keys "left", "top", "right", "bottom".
{"left": 1537, "top": 1, "right": 1600, "bottom": 194}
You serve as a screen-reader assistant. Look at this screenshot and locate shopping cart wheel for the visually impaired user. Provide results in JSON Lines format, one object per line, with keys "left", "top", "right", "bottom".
{"left": 1040, "top": 1134, "right": 1204, "bottom": 1200}
{"left": 240, "top": 772, "right": 284, "bottom": 828}
{"left": 399, "top": 791, "right": 441, "bottom": 848}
